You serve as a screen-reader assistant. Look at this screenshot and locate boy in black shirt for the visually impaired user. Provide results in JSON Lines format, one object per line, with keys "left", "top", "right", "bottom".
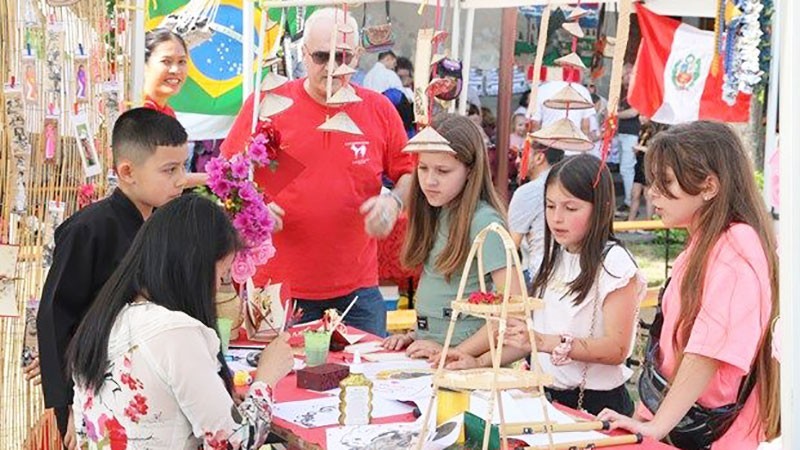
{"left": 34, "top": 108, "right": 189, "bottom": 447}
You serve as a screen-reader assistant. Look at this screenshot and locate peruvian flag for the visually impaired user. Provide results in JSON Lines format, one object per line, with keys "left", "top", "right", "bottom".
{"left": 629, "top": 4, "right": 751, "bottom": 124}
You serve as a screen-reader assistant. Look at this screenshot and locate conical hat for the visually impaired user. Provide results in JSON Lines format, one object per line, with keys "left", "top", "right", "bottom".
{"left": 327, "top": 84, "right": 362, "bottom": 105}
{"left": 430, "top": 53, "right": 448, "bottom": 66}
{"left": 543, "top": 84, "right": 594, "bottom": 110}
{"left": 529, "top": 118, "right": 593, "bottom": 152}
{"left": 554, "top": 52, "right": 587, "bottom": 70}
{"left": 318, "top": 112, "right": 363, "bottom": 135}
{"left": 258, "top": 93, "right": 293, "bottom": 120}
{"left": 568, "top": 6, "right": 589, "bottom": 20}
{"left": 332, "top": 64, "right": 357, "bottom": 77}
{"left": 402, "top": 126, "right": 454, "bottom": 154}
{"left": 260, "top": 71, "right": 289, "bottom": 91}
{"left": 562, "top": 22, "right": 584, "bottom": 39}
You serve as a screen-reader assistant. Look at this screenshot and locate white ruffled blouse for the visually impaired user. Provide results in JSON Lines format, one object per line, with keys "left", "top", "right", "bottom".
{"left": 72, "top": 301, "right": 273, "bottom": 449}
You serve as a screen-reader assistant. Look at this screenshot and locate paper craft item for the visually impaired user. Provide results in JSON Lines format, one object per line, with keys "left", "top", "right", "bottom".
{"left": 72, "top": 111, "right": 102, "bottom": 178}
{"left": 362, "top": 352, "right": 415, "bottom": 363}
{"left": 332, "top": 64, "right": 357, "bottom": 77}
{"left": 22, "top": 58, "right": 38, "bottom": 104}
{"left": 252, "top": 144, "right": 306, "bottom": 199}
{"left": 0, "top": 245, "right": 21, "bottom": 317}
{"left": 530, "top": 117, "right": 593, "bottom": 152}
{"left": 4, "top": 87, "right": 31, "bottom": 214}
{"left": 402, "top": 126, "right": 454, "bottom": 154}
{"left": 42, "top": 200, "right": 65, "bottom": 268}
{"left": 43, "top": 117, "right": 59, "bottom": 160}
{"left": 561, "top": 22, "right": 584, "bottom": 39}
{"left": 542, "top": 84, "right": 594, "bottom": 110}
{"left": 554, "top": 52, "right": 587, "bottom": 70}
{"left": 413, "top": 28, "right": 435, "bottom": 126}
{"left": 74, "top": 48, "right": 89, "bottom": 101}
{"left": 344, "top": 341, "right": 384, "bottom": 355}
{"left": 102, "top": 81, "right": 121, "bottom": 146}
{"left": 372, "top": 375, "right": 433, "bottom": 404}
{"left": 21, "top": 298, "right": 39, "bottom": 366}
{"left": 568, "top": 6, "right": 589, "bottom": 20}
{"left": 327, "top": 85, "right": 362, "bottom": 106}
{"left": 318, "top": 112, "right": 363, "bottom": 136}
{"left": 259, "top": 92, "right": 293, "bottom": 119}
{"left": 44, "top": 22, "right": 64, "bottom": 116}
{"left": 260, "top": 71, "right": 289, "bottom": 91}
{"left": 244, "top": 280, "right": 289, "bottom": 342}
{"left": 326, "top": 414, "right": 461, "bottom": 450}
{"left": 273, "top": 395, "right": 414, "bottom": 428}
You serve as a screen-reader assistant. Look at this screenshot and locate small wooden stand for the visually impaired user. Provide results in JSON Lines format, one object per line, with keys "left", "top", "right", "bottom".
{"left": 415, "top": 223, "right": 556, "bottom": 450}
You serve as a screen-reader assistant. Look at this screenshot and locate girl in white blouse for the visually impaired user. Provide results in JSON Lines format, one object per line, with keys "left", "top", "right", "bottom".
{"left": 443, "top": 154, "right": 646, "bottom": 415}
{"left": 67, "top": 195, "right": 294, "bottom": 449}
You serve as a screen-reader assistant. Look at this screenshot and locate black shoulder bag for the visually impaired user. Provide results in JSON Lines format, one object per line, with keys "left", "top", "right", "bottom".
{"left": 638, "top": 278, "right": 757, "bottom": 450}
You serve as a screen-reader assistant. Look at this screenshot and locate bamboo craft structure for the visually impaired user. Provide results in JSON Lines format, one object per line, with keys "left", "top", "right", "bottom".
{"left": 1, "top": 0, "right": 126, "bottom": 447}
{"left": 415, "top": 223, "right": 554, "bottom": 450}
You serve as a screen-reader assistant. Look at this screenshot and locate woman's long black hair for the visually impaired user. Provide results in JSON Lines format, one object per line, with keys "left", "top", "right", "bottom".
{"left": 68, "top": 194, "right": 242, "bottom": 394}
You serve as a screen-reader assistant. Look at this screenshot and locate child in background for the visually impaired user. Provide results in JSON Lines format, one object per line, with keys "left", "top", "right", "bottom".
{"left": 382, "top": 113, "right": 521, "bottom": 359}
{"left": 599, "top": 121, "right": 780, "bottom": 450}
{"left": 34, "top": 108, "right": 189, "bottom": 448}
{"left": 444, "top": 154, "right": 646, "bottom": 415}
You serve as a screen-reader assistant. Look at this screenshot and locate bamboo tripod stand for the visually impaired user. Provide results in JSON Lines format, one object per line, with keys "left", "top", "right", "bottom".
{"left": 415, "top": 223, "right": 556, "bottom": 450}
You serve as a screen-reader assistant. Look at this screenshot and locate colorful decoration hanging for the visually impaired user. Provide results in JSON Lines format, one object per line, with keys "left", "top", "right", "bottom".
{"left": 717, "top": 0, "right": 764, "bottom": 104}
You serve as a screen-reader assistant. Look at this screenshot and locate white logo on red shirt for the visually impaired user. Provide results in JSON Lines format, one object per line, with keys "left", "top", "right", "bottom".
{"left": 347, "top": 141, "right": 370, "bottom": 165}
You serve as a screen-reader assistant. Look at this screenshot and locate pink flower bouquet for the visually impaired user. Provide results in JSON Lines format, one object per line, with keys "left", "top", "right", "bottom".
{"left": 204, "top": 121, "right": 280, "bottom": 283}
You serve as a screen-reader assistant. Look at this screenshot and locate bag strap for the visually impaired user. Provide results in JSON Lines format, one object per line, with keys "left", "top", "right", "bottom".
{"left": 362, "top": 0, "right": 392, "bottom": 27}
{"left": 648, "top": 276, "right": 757, "bottom": 414}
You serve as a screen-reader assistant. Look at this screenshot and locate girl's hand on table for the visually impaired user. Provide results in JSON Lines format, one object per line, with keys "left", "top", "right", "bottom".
{"left": 382, "top": 332, "right": 414, "bottom": 351}
{"left": 442, "top": 349, "right": 481, "bottom": 370}
{"left": 405, "top": 340, "right": 442, "bottom": 360}
{"left": 597, "top": 408, "right": 668, "bottom": 441}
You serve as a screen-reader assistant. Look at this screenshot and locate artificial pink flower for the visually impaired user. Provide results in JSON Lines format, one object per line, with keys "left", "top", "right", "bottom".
{"left": 231, "top": 251, "right": 257, "bottom": 284}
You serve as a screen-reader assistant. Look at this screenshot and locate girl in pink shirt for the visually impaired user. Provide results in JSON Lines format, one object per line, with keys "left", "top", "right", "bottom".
{"left": 598, "top": 121, "right": 780, "bottom": 449}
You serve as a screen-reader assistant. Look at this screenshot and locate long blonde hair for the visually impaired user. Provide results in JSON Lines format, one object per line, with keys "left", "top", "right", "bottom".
{"left": 402, "top": 114, "right": 506, "bottom": 281}
{"left": 646, "top": 121, "right": 780, "bottom": 439}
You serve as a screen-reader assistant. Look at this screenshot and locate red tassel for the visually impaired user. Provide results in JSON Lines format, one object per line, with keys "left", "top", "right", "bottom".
{"left": 518, "top": 136, "right": 532, "bottom": 184}
{"left": 594, "top": 114, "right": 617, "bottom": 188}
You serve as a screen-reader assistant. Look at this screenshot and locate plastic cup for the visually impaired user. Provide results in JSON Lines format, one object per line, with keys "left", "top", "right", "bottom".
{"left": 217, "top": 318, "right": 233, "bottom": 354}
{"left": 304, "top": 330, "right": 332, "bottom": 367}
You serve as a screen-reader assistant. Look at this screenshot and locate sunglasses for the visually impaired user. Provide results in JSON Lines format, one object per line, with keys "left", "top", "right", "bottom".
{"left": 306, "top": 47, "right": 355, "bottom": 66}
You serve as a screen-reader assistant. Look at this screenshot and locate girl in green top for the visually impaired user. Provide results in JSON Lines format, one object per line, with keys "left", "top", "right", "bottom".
{"left": 382, "top": 113, "right": 521, "bottom": 360}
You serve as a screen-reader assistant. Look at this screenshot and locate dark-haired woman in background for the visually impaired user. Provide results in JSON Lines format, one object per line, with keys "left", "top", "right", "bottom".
{"left": 67, "top": 195, "right": 294, "bottom": 449}
{"left": 142, "top": 28, "right": 208, "bottom": 187}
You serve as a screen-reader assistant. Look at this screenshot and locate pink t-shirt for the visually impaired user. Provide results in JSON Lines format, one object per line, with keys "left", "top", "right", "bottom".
{"left": 638, "top": 223, "right": 772, "bottom": 449}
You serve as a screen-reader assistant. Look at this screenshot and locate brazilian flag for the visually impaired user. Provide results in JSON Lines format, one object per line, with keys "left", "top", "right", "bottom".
{"left": 146, "top": 0, "right": 311, "bottom": 138}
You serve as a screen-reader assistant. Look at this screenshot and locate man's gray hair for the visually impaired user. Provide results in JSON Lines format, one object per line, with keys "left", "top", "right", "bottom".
{"left": 302, "top": 7, "right": 360, "bottom": 48}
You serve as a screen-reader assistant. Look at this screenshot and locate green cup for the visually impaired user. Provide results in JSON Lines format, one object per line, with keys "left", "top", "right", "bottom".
{"left": 217, "top": 318, "right": 234, "bottom": 354}
{"left": 304, "top": 330, "right": 332, "bottom": 367}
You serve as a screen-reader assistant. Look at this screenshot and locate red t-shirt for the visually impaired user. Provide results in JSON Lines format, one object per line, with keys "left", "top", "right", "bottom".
{"left": 221, "top": 79, "right": 412, "bottom": 299}
{"left": 142, "top": 96, "right": 177, "bottom": 118}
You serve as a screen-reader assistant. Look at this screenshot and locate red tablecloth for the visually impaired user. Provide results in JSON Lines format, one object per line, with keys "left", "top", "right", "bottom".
{"left": 233, "top": 328, "right": 676, "bottom": 450}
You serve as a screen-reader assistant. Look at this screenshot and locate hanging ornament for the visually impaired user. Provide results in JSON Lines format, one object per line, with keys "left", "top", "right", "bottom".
{"left": 259, "top": 92, "right": 293, "bottom": 120}
{"left": 562, "top": 22, "right": 585, "bottom": 39}
{"left": 327, "top": 84, "right": 362, "bottom": 106}
{"left": 543, "top": 84, "right": 594, "bottom": 110}
{"left": 530, "top": 118, "right": 593, "bottom": 152}
{"left": 319, "top": 13, "right": 361, "bottom": 134}
{"left": 402, "top": 126, "right": 454, "bottom": 154}
{"left": 160, "top": 0, "right": 221, "bottom": 49}
{"left": 318, "top": 112, "right": 363, "bottom": 135}
{"left": 554, "top": 52, "right": 587, "bottom": 70}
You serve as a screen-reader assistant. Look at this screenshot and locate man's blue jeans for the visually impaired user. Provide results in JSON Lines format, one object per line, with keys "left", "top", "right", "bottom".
{"left": 295, "top": 286, "right": 387, "bottom": 337}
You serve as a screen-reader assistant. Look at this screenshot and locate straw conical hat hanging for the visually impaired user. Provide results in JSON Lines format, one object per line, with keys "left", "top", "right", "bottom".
{"left": 318, "top": 112, "right": 363, "bottom": 135}
{"left": 430, "top": 53, "right": 448, "bottom": 66}
{"left": 260, "top": 71, "right": 289, "bottom": 91}
{"left": 568, "top": 6, "right": 589, "bottom": 20}
{"left": 327, "top": 84, "right": 362, "bottom": 106}
{"left": 562, "top": 22, "right": 584, "bottom": 39}
{"left": 258, "top": 92, "right": 293, "bottom": 120}
{"left": 530, "top": 118, "right": 593, "bottom": 152}
{"left": 555, "top": 52, "right": 587, "bottom": 70}
{"left": 402, "top": 126, "right": 454, "bottom": 154}
{"left": 543, "top": 84, "right": 594, "bottom": 110}
{"left": 332, "top": 64, "right": 358, "bottom": 77}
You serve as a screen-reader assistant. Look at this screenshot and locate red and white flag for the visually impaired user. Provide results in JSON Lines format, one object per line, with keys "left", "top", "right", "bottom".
{"left": 629, "top": 4, "right": 751, "bottom": 124}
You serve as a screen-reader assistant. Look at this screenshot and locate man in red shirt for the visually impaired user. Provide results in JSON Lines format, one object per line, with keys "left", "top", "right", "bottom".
{"left": 221, "top": 8, "right": 412, "bottom": 337}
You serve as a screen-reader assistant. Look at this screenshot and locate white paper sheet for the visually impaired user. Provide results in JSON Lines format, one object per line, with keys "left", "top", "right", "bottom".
{"left": 325, "top": 414, "right": 462, "bottom": 450}
{"left": 225, "top": 348, "right": 304, "bottom": 374}
{"left": 274, "top": 395, "right": 415, "bottom": 428}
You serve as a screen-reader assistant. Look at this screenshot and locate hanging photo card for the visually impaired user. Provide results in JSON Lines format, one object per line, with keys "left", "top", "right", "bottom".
{"left": 22, "top": 298, "right": 40, "bottom": 367}
{"left": 0, "top": 245, "right": 21, "bottom": 317}
{"left": 72, "top": 111, "right": 102, "bottom": 178}
{"left": 74, "top": 45, "right": 89, "bottom": 102}
{"left": 45, "top": 21, "right": 64, "bottom": 117}
{"left": 4, "top": 87, "right": 31, "bottom": 214}
{"left": 43, "top": 116, "right": 59, "bottom": 160}
{"left": 22, "top": 57, "right": 38, "bottom": 104}
{"left": 42, "top": 200, "right": 66, "bottom": 268}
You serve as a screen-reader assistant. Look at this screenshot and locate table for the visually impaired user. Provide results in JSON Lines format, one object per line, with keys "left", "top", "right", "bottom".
{"left": 233, "top": 329, "right": 676, "bottom": 450}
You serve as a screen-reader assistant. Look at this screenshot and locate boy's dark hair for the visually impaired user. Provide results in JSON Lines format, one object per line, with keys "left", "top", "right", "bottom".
{"left": 145, "top": 28, "right": 188, "bottom": 63}
{"left": 67, "top": 194, "right": 243, "bottom": 395}
{"left": 542, "top": 147, "right": 565, "bottom": 166}
{"left": 395, "top": 56, "right": 413, "bottom": 73}
{"left": 111, "top": 108, "right": 188, "bottom": 166}
{"left": 378, "top": 50, "right": 396, "bottom": 61}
